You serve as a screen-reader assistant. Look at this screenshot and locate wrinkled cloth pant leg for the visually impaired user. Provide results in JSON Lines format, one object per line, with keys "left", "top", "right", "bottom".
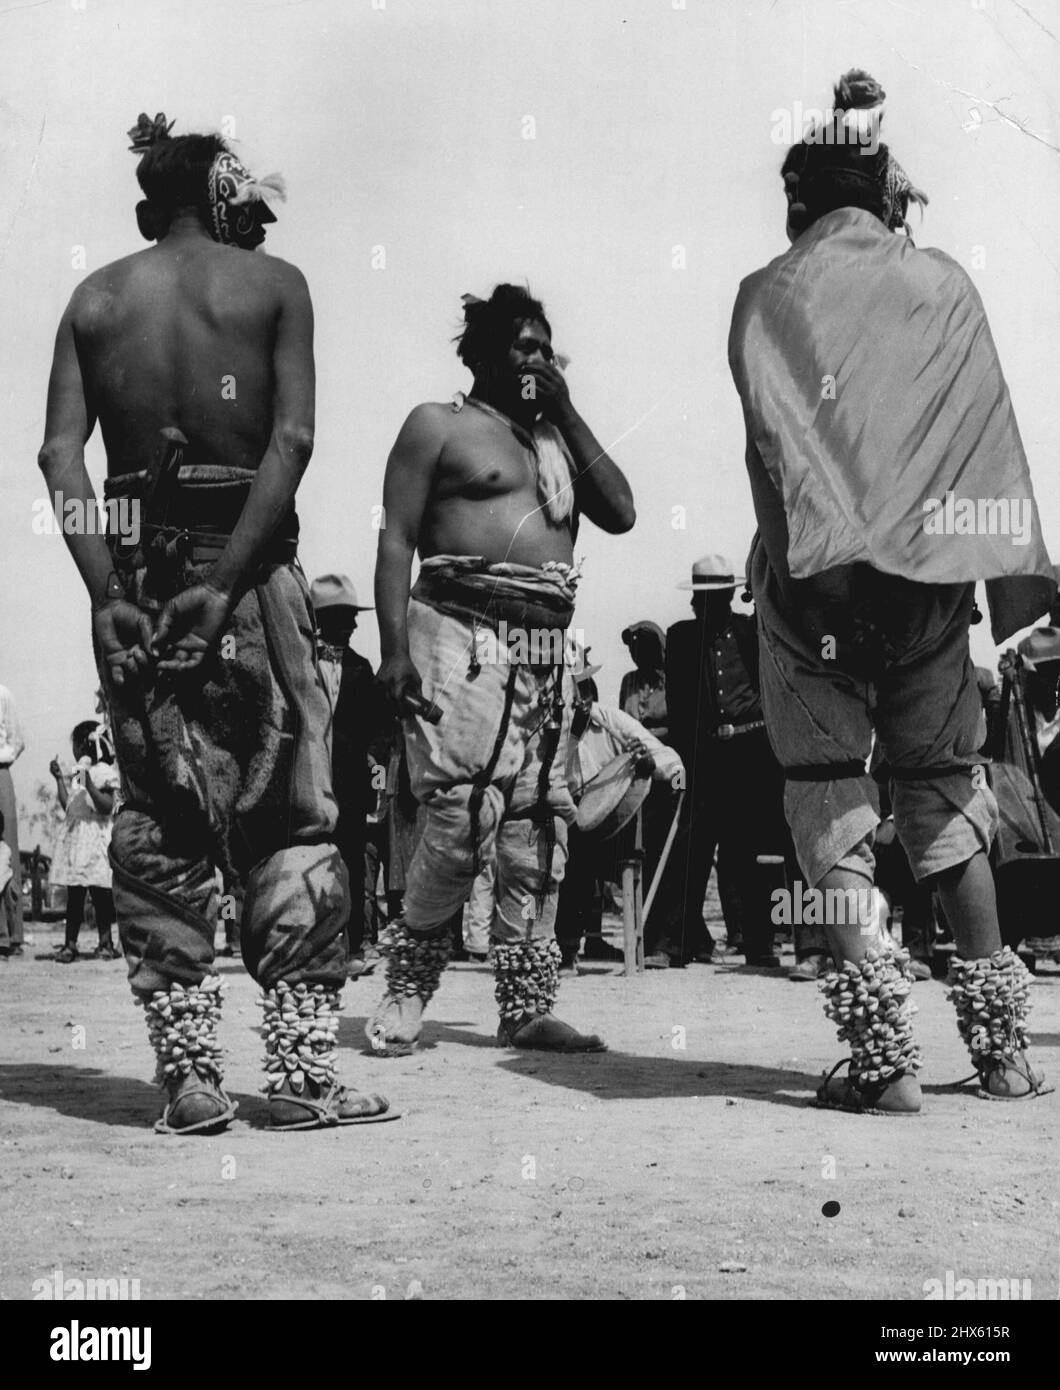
{"left": 104, "top": 562, "right": 347, "bottom": 998}
{"left": 402, "top": 600, "right": 575, "bottom": 944}
{"left": 752, "top": 543, "right": 879, "bottom": 890}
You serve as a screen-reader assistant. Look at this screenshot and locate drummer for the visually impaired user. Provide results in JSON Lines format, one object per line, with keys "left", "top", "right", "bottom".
{"left": 556, "top": 648, "right": 684, "bottom": 973}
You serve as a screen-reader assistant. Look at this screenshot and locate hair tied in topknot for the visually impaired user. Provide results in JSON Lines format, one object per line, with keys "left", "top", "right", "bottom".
{"left": 128, "top": 112, "right": 175, "bottom": 154}
{"left": 833, "top": 70, "right": 886, "bottom": 113}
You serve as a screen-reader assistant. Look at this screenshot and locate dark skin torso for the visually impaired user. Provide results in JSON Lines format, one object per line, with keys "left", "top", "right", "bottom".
{"left": 72, "top": 239, "right": 287, "bottom": 475}
{"left": 39, "top": 213, "right": 315, "bottom": 679}
{"left": 417, "top": 402, "right": 574, "bottom": 567}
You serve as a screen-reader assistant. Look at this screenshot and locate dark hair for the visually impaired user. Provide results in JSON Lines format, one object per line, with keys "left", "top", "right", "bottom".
{"left": 780, "top": 137, "right": 888, "bottom": 236}
{"left": 136, "top": 132, "right": 227, "bottom": 218}
{"left": 456, "top": 284, "right": 551, "bottom": 373}
{"left": 780, "top": 70, "right": 924, "bottom": 237}
{"left": 72, "top": 720, "right": 112, "bottom": 764}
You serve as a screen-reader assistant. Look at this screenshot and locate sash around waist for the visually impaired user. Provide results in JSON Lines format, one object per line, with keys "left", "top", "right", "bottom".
{"left": 104, "top": 465, "right": 299, "bottom": 561}
{"left": 411, "top": 567, "right": 575, "bottom": 634}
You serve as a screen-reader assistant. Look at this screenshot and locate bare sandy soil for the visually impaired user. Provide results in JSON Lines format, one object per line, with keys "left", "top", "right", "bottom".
{"left": 2, "top": 918, "right": 1057, "bottom": 1302}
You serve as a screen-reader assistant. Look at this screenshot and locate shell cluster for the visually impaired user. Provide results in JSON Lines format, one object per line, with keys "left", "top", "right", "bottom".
{"left": 141, "top": 976, "right": 225, "bottom": 1086}
{"left": 818, "top": 946, "right": 922, "bottom": 1084}
{"left": 260, "top": 981, "right": 341, "bottom": 1096}
{"left": 947, "top": 946, "right": 1032, "bottom": 1067}
{"left": 492, "top": 939, "right": 562, "bottom": 1022}
{"left": 378, "top": 921, "right": 452, "bottom": 1002}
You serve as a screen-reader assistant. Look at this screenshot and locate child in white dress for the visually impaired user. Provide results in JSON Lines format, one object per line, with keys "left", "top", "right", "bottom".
{"left": 49, "top": 721, "right": 120, "bottom": 962}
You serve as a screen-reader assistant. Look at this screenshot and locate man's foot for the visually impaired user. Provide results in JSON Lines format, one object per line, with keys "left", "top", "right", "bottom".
{"left": 977, "top": 1053, "right": 1053, "bottom": 1101}
{"left": 907, "top": 957, "right": 931, "bottom": 982}
{"left": 815, "top": 1063, "right": 922, "bottom": 1115}
{"left": 217, "top": 944, "right": 236, "bottom": 958}
{"left": 744, "top": 952, "right": 781, "bottom": 969}
{"left": 8, "top": 945, "right": 23, "bottom": 958}
{"left": 346, "top": 954, "right": 378, "bottom": 980}
{"left": 643, "top": 951, "right": 673, "bottom": 970}
{"left": 54, "top": 945, "right": 79, "bottom": 964}
{"left": 789, "top": 952, "right": 827, "bottom": 982}
{"left": 269, "top": 1076, "right": 397, "bottom": 1130}
{"left": 365, "top": 992, "right": 427, "bottom": 1055}
{"left": 581, "top": 936, "right": 624, "bottom": 962}
{"left": 93, "top": 942, "right": 121, "bottom": 960}
{"left": 155, "top": 1072, "right": 237, "bottom": 1135}
{"left": 498, "top": 1013, "right": 607, "bottom": 1052}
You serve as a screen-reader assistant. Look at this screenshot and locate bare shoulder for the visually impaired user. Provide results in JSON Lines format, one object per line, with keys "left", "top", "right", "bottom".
{"left": 250, "top": 253, "right": 310, "bottom": 300}
{"left": 396, "top": 401, "right": 455, "bottom": 443}
{"left": 65, "top": 251, "right": 146, "bottom": 324}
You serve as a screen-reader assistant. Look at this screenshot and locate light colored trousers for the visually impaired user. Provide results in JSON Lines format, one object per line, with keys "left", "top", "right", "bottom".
{"left": 401, "top": 599, "right": 576, "bottom": 944}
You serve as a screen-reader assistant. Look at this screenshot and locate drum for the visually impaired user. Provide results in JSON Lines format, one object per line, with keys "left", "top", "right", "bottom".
{"left": 574, "top": 752, "right": 651, "bottom": 841}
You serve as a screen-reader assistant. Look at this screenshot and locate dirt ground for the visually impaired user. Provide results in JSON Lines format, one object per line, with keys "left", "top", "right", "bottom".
{"left": 2, "top": 914, "right": 1057, "bottom": 1303}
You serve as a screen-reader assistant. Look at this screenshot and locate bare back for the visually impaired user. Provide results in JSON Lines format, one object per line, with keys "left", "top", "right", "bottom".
{"left": 71, "top": 239, "right": 293, "bottom": 474}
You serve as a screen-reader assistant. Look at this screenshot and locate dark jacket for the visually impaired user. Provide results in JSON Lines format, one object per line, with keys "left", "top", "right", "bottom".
{"left": 665, "top": 611, "right": 761, "bottom": 767}
{"left": 331, "top": 650, "right": 389, "bottom": 820}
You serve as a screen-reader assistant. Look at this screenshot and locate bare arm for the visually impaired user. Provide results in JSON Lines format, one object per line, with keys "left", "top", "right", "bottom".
{"left": 82, "top": 770, "right": 114, "bottom": 816}
{"left": 374, "top": 406, "right": 444, "bottom": 701}
{"left": 38, "top": 295, "right": 153, "bottom": 685}
{"left": 525, "top": 364, "right": 635, "bottom": 534}
{"left": 153, "top": 264, "right": 316, "bottom": 669}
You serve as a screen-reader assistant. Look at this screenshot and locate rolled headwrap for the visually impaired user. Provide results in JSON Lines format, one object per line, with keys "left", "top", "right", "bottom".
{"left": 785, "top": 71, "right": 928, "bottom": 236}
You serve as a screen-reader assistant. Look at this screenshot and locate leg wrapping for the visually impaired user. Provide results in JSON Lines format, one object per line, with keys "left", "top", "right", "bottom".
{"left": 261, "top": 981, "right": 341, "bottom": 1095}
{"left": 141, "top": 976, "right": 226, "bottom": 1086}
{"left": 492, "top": 939, "right": 561, "bottom": 1023}
{"left": 947, "top": 946, "right": 1032, "bottom": 1080}
{"left": 818, "top": 946, "right": 922, "bottom": 1086}
{"left": 378, "top": 920, "right": 452, "bottom": 1005}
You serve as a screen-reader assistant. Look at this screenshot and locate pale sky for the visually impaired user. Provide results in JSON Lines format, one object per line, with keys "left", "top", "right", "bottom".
{"left": 2, "top": 0, "right": 1058, "bottom": 814}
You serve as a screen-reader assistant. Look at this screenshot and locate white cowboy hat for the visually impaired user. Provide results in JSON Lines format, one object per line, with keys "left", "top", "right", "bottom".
{"left": 676, "top": 554, "right": 745, "bottom": 591}
{"left": 310, "top": 573, "right": 374, "bottom": 612}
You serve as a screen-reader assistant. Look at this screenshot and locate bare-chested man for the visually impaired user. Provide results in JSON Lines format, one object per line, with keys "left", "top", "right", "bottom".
{"left": 37, "top": 113, "right": 395, "bottom": 1133}
{"left": 368, "top": 284, "right": 635, "bottom": 1054}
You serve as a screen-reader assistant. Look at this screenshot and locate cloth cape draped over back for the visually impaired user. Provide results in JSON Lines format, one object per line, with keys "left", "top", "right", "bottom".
{"left": 728, "top": 207, "right": 1055, "bottom": 642}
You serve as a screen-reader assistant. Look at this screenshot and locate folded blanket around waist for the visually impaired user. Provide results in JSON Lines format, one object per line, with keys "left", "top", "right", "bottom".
{"left": 105, "top": 463, "right": 298, "bottom": 563}
{"left": 412, "top": 554, "right": 578, "bottom": 633}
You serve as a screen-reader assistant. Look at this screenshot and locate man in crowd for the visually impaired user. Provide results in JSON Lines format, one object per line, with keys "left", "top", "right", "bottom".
{"left": 312, "top": 573, "right": 388, "bottom": 977}
{"left": 647, "top": 555, "right": 791, "bottom": 969}
{"left": 558, "top": 649, "right": 684, "bottom": 973}
{"left": 369, "top": 283, "right": 635, "bottom": 1053}
{"left": 37, "top": 112, "right": 394, "bottom": 1132}
{"left": 0, "top": 684, "right": 26, "bottom": 960}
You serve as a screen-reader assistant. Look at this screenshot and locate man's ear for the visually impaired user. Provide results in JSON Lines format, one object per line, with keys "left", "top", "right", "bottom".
{"left": 135, "top": 200, "right": 159, "bottom": 242}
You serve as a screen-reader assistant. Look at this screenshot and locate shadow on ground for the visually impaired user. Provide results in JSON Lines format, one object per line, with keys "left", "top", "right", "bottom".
{"left": 0, "top": 1063, "right": 259, "bottom": 1130}
{"left": 336, "top": 1014, "right": 821, "bottom": 1108}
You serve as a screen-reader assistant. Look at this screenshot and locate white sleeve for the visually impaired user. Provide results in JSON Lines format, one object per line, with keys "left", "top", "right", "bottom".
{"left": 596, "top": 706, "right": 684, "bottom": 785}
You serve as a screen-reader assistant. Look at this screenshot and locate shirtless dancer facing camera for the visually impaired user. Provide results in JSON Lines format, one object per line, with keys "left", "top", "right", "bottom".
{"left": 369, "top": 284, "right": 635, "bottom": 1054}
